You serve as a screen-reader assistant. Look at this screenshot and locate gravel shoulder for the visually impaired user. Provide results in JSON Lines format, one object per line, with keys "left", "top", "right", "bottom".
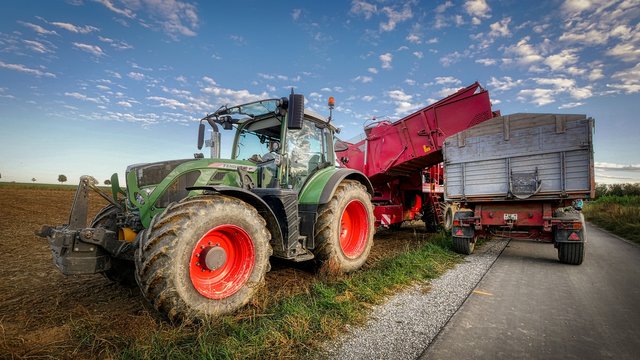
{"left": 320, "top": 238, "right": 509, "bottom": 360}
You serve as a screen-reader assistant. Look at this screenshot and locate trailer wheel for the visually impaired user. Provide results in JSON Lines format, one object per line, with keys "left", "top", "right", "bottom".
{"left": 91, "top": 205, "right": 136, "bottom": 287}
{"left": 557, "top": 243, "right": 584, "bottom": 265}
{"left": 451, "top": 210, "right": 475, "bottom": 255}
{"left": 135, "top": 195, "right": 271, "bottom": 323}
{"left": 314, "top": 180, "right": 374, "bottom": 274}
{"left": 453, "top": 235, "right": 476, "bottom": 255}
{"left": 556, "top": 213, "right": 586, "bottom": 265}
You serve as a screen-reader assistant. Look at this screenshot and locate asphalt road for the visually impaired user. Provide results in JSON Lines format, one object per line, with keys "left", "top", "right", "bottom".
{"left": 421, "top": 224, "right": 640, "bottom": 359}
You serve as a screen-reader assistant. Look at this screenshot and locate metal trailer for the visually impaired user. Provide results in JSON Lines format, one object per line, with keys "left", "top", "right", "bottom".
{"left": 336, "top": 82, "right": 497, "bottom": 230}
{"left": 444, "top": 113, "right": 595, "bottom": 264}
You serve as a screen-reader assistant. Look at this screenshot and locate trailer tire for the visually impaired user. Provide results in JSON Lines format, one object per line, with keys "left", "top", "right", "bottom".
{"left": 453, "top": 236, "right": 476, "bottom": 255}
{"left": 557, "top": 242, "right": 584, "bottom": 265}
{"left": 555, "top": 212, "right": 585, "bottom": 265}
{"left": 91, "top": 205, "right": 136, "bottom": 287}
{"left": 314, "top": 180, "right": 374, "bottom": 274}
{"left": 135, "top": 195, "right": 271, "bottom": 323}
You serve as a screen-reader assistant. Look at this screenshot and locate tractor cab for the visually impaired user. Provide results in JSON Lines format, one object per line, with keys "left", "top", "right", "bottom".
{"left": 199, "top": 94, "right": 337, "bottom": 191}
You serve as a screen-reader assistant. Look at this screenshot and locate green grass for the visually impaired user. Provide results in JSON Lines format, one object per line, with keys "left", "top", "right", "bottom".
{"left": 111, "top": 233, "right": 460, "bottom": 359}
{"left": 584, "top": 195, "right": 640, "bottom": 244}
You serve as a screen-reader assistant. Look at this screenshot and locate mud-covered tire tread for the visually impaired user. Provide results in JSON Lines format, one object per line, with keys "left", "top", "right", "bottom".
{"left": 134, "top": 195, "right": 271, "bottom": 323}
{"left": 313, "top": 180, "right": 374, "bottom": 274}
{"left": 90, "top": 205, "right": 137, "bottom": 287}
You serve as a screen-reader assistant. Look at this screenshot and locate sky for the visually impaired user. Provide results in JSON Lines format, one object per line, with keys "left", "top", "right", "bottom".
{"left": 0, "top": 0, "right": 639, "bottom": 185}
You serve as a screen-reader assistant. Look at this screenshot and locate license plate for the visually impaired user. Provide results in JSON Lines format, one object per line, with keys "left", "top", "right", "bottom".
{"left": 504, "top": 214, "right": 517, "bottom": 221}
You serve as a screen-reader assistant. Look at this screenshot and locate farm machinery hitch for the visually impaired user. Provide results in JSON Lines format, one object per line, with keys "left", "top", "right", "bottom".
{"left": 36, "top": 176, "right": 134, "bottom": 275}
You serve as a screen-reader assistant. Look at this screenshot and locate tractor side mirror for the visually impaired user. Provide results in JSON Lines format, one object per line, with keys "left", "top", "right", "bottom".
{"left": 197, "top": 122, "right": 205, "bottom": 150}
{"left": 288, "top": 93, "right": 304, "bottom": 130}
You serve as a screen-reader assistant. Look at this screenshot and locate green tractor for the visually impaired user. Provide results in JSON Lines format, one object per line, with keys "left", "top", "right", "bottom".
{"left": 38, "top": 93, "right": 375, "bottom": 322}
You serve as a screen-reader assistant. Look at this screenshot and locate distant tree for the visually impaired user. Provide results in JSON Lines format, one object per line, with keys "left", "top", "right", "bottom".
{"left": 31, "top": 178, "right": 36, "bottom": 183}
{"left": 58, "top": 174, "right": 68, "bottom": 184}
{"left": 104, "top": 179, "right": 111, "bottom": 185}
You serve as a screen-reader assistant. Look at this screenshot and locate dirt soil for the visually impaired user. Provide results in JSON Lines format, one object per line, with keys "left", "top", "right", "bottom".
{"left": 0, "top": 187, "right": 433, "bottom": 359}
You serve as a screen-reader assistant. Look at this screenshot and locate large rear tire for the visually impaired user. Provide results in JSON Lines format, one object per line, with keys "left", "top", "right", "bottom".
{"left": 91, "top": 205, "right": 136, "bottom": 287}
{"left": 135, "top": 195, "right": 271, "bottom": 323}
{"left": 314, "top": 180, "right": 374, "bottom": 274}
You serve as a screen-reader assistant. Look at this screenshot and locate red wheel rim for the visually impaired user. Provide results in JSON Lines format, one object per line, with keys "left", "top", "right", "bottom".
{"left": 189, "top": 224, "right": 255, "bottom": 300}
{"left": 339, "top": 199, "right": 369, "bottom": 259}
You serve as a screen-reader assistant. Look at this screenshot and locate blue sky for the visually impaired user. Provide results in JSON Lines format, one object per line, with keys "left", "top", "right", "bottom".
{"left": 0, "top": 0, "right": 638, "bottom": 184}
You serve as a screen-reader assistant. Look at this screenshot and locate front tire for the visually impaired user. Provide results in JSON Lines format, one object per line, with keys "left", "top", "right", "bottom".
{"left": 135, "top": 195, "right": 271, "bottom": 323}
{"left": 314, "top": 180, "right": 374, "bottom": 274}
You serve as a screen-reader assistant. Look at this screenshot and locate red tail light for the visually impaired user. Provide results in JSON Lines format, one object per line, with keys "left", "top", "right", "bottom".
{"left": 455, "top": 229, "right": 464, "bottom": 236}
{"left": 453, "top": 219, "right": 460, "bottom": 226}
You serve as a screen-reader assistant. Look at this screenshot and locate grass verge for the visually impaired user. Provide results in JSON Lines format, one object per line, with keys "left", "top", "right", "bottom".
{"left": 109, "top": 232, "right": 460, "bottom": 359}
{"left": 583, "top": 195, "right": 640, "bottom": 244}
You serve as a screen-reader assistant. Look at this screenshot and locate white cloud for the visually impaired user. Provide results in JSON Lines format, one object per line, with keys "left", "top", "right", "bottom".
{"left": 476, "top": 58, "right": 496, "bottom": 66}
{"left": 435, "top": 76, "right": 461, "bottom": 85}
{"left": 465, "top": 0, "right": 491, "bottom": 21}
{"left": 353, "top": 75, "right": 373, "bottom": 83}
{"left": 380, "top": 4, "right": 413, "bottom": 32}
{"left": 607, "top": 42, "right": 640, "bottom": 62}
{"left": 23, "top": 39, "right": 54, "bottom": 54}
{"left": 387, "top": 89, "right": 412, "bottom": 102}
{"left": 426, "top": 37, "right": 438, "bottom": 44}
{"left": 202, "top": 84, "right": 269, "bottom": 105}
{"left": 436, "top": 1, "right": 454, "bottom": 13}
{"left": 558, "top": 102, "right": 584, "bottom": 109}
{"left": 489, "top": 17, "right": 511, "bottom": 37}
{"left": 380, "top": 52, "right": 393, "bottom": 69}
{"left": 362, "top": 95, "right": 374, "bottom": 102}
{"left": 128, "top": 72, "right": 145, "bottom": 80}
{"left": 350, "top": 0, "right": 377, "bottom": 20}
{"left": 72, "top": 42, "right": 105, "bottom": 57}
{"left": 562, "top": 0, "right": 593, "bottom": 14}
{"left": 292, "top": 9, "right": 302, "bottom": 21}
{"left": 406, "top": 33, "right": 421, "bottom": 44}
{"left": 0, "top": 61, "right": 56, "bottom": 78}
{"left": 413, "top": 51, "right": 423, "bottom": 59}
{"left": 368, "top": 67, "right": 378, "bottom": 74}
{"left": 97, "top": 0, "right": 135, "bottom": 18}
{"left": 147, "top": 96, "right": 189, "bottom": 110}
{"left": 117, "top": 100, "right": 133, "bottom": 108}
{"left": 96, "top": 84, "right": 110, "bottom": 91}
{"left": 98, "top": 36, "right": 133, "bottom": 50}
{"left": 488, "top": 76, "right": 522, "bottom": 91}
{"left": 503, "top": 37, "right": 544, "bottom": 65}
{"left": 608, "top": 63, "right": 640, "bottom": 93}
{"left": 544, "top": 49, "right": 579, "bottom": 71}
{"left": 595, "top": 162, "right": 640, "bottom": 171}
{"left": 65, "top": 91, "right": 101, "bottom": 103}
{"left": 405, "top": 79, "right": 416, "bottom": 86}
{"left": 517, "top": 88, "right": 555, "bottom": 106}
{"left": 18, "top": 21, "right": 58, "bottom": 35}
{"left": 50, "top": 21, "right": 99, "bottom": 34}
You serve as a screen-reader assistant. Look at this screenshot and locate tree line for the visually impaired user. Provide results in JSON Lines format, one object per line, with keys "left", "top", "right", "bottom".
{"left": 595, "top": 183, "right": 640, "bottom": 197}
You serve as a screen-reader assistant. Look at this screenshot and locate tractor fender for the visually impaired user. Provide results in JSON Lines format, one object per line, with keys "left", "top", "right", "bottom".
{"left": 299, "top": 168, "right": 373, "bottom": 206}
{"left": 297, "top": 168, "right": 373, "bottom": 250}
{"left": 187, "top": 186, "right": 283, "bottom": 248}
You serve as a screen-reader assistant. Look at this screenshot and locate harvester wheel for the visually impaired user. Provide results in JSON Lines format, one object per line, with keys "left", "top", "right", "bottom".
{"left": 135, "top": 195, "right": 271, "bottom": 323}
{"left": 314, "top": 180, "right": 374, "bottom": 274}
{"left": 91, "top": 205, "right": 136, "bottom": 287}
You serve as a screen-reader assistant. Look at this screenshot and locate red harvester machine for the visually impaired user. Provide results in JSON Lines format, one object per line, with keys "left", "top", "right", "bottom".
{"left": 335, "top": 82, "right": 497, "bottom": 231}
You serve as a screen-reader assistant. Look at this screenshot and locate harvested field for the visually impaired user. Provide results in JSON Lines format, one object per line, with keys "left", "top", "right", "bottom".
{"left": 0, "top": 185, "right": 435, "bottom": 358}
